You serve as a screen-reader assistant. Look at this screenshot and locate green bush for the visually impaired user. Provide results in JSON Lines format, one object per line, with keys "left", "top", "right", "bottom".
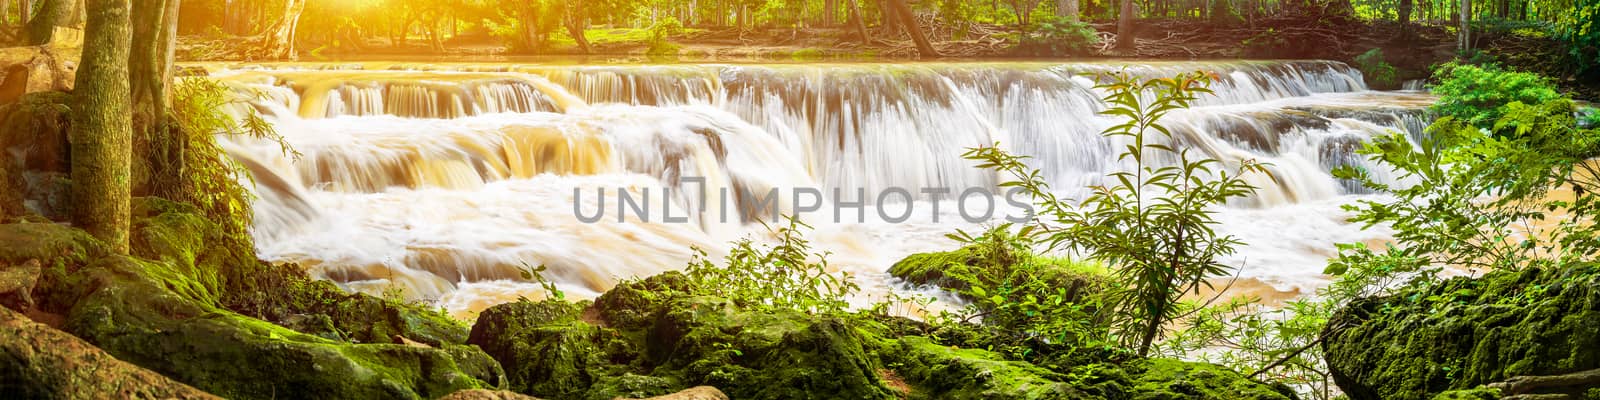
{"left": 1354, "top": 48, "right": 1399, "bottom": 89}
{"left": 645, "top": 17, "right": 683, "bottom": 58}
{"left": 1428, "top": 63, "right": 1561, "bottom": 129}
{"left": 965, "top": 71, "right": 1265, "bottom": 357}
{"left": 1553, "top": 2, "right": 1600, "bottom": 74}
{"left": 682, "top": 217, "right": 858, "bottom": 315}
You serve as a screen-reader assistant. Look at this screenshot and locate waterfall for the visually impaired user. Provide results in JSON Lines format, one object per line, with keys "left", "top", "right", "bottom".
{"left": 211, "top": 60, "right": 1434, "bottom": 318}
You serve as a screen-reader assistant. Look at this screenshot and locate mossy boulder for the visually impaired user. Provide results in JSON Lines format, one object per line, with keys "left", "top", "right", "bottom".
{"left": 471, "top": 268, "right": 1292, "bottom": 400}
{"left": 1, "top": 198, "right": 505, "bottom": 399}
{"left": 1322, "top": 264, "right": 1600, "bottom": 400}
{"left": 0, "top": 305, "right": 216, "bottom": 399}
{"left": 469, "top": 291, "right": 896, "bottom": 400}
{"left": 889, "top": 246, "right": 1106, "bottom": 301}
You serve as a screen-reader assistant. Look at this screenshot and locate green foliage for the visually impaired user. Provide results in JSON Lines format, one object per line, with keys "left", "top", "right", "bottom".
{"left": 683, "top": 216, "right": 859, "bottom": 315}
{"left": 1553, "top": 2, "right": 1600, "bottom": 74}
{"left": 645, "top": 17, "right": 684, "bottom": 58}
{"left": 1354, "top": 48, "right": 1399, "bottom": 89}
{"left": 1014, "top": 15, "right": 1100, "bottom": 56}
{"left": 964, "top": 71, "right": 1265, "bottom": 357}
{"left": 169, "top": 78, "right": 291, "bottom": 240}
{"left": 1428, "top": 63, "right": 1562, "bottom": 129}
{"left": 899, "top": 225, "right": 1116, "bottom": 365}
{"left": 1335, "top": 97, "right": 1600, "bottom": 274}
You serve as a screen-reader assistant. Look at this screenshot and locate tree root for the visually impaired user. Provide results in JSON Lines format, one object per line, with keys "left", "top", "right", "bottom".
{"left": 1488, "top": 368, "right": 1600, "bottom": 399}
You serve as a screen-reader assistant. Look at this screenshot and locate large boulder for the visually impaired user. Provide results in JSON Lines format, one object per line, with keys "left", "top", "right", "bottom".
{"left": 0, "top": 45, "right": 74, "bottom": 106}
{"left": 0, "top": 305, "right": 216, "bottom": 399}
{"left": 1, "top": 198, "right": 505, "bottom": 399}
{"left": 1322, "top": 264, "right": 1600, "bottom": 400}
{"left": 470, "top": 271, "right": 1294, "bottom": 400}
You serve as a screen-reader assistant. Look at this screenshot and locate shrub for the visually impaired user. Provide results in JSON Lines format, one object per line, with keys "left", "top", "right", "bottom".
{"left": 1354, "top": 48, "right": 1399, "bottom": 89}
{"left": 964, "top": 71, "right": 1265, "bottom": 357}
{"left": 682, "top": 217, "right": 858, "bottom": 315}
{"left": 1428, "top": 63, "right": 1561, "bottom": 129}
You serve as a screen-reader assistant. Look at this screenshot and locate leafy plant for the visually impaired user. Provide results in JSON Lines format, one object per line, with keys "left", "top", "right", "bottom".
{"left": 1428, "top": 62, "right": 1561, "bottom": 129}
{"left": 683, "top": 216, "right": 858, "bottom": 315}
{"left": 1334, "top": 97, "right": 1600, "bottom": 274}
{"left": 517, "top": 263, "right": 568, "bottom": 301}
{"left": 1354, "top": 48, "right": 1399, "bottom": 89}
{"left": 1552, "top": 2, "right": 1600, "bottom": 74}
{"left": 170, "top": 78, "right": 292, "bottom": 239}
{"left": 645, "top": 16, "right": 684, "bottom": 58}
{"left": 932, "top": 225, "right": 1116, "bottom": 364}
{"left": 964, "top": 71, "right": 1266, "bottom": 356}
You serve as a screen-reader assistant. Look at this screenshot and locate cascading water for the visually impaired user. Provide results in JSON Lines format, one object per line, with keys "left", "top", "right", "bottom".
{"left": 211, "top": 60, "right": 1433, "bottom": 319}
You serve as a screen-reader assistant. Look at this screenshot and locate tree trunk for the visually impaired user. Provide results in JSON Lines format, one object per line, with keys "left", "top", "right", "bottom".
{"left": 847, "top": 0, "right": 871, "bottom": 43}
{"left": 131, "top": 0, "right": 181, "bottom": 199}
{"left": 1458, "top": 0, "right": 1470, "bottom": 53}
{"left": 258, "top": 0, "right": 304, "bottom": 60}
{"left": 878, "top": 0, "right": 897, "bottom": 34}
{"left": 26, "top": 0, "right": 67, "bottom": 45}
{"left": 1116, "top": 0, "right": 1135, "bottom": 50}
{"left": 885, "top": 0, "right": 937, "bottom": 57}
{"left": 565, "top": 16, "right": 590, "bottom": 54}
{"left": 1398, "top": 0, "right": 1412, "bottom": 40}
{"left": 1057, "top": 0, "right": 1079, "bottom": 22}
{"left": 72, "top": 0, "right": 134, "bottom": 254}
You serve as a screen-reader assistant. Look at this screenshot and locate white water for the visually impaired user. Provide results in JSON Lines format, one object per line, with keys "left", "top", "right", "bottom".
{"left": 212, "top": 60, "right": 1432, "bottom": 319}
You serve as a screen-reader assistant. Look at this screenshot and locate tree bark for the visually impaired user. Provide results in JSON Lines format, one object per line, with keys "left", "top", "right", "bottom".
{"left": 884, "top": 0, "right": 937, "bottom": 57}
{"left": 1458, "top": 0, "right": 1470, "bottom": 53}
{"left": 847, "top": 0, "right": 871, "bottom": 43}
{"left": 565, "top": 17, "right": 590, "bottom": 54}
{"left": 131, "top": 0, "right": 181, "bottom": 199}
{"left": 26, "top": 0, "right": 66, "bottom": 45}
{"left": 1057, "top": 0, "right": 1079, "bottom": 22}
{"left": 1399, "top": 0, "right": 1412, "bottom": 40}
{"left": 1116, "top": 0, "right": 1135, "bottom": 50}
{"left": 258, "top": 0, "right": 304, "bottom": 60}
{"left": 71, "top": 0, "right": 133, "bottom": 254}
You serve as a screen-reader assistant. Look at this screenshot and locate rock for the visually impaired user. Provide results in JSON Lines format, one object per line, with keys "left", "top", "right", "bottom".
{"left": 439, "top": 389, "right": 543, "bottom": 400}
{"left": 0, "top": 259, "right": 40, "bottom": 310}
{"left": 881, "top": 335, "right": 1081, "bottom": 399}
{"left": 0, "top": 305, "right": 217, "bottom": 399}
{"left": 0, "top": 46, "right": 74, "bottom": 106}
{"left": 888, "top": 246, "right": 1106, "bottom": 302}
{"left": 1322, "top": 264, "right": 1600, "bottom": 400}
{"left": 0, "top": 91, "right": 70, "bottom": 221}
{"left": 629, "top": 386, "right": 728, "bottom": 400}
{"left": 1, "top": 198, "right": 505, "bottom": 399}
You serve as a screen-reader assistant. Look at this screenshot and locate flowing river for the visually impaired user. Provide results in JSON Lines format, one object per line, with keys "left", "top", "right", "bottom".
{"left": 207, "top": 60, "right": 1434, "bottom": 319}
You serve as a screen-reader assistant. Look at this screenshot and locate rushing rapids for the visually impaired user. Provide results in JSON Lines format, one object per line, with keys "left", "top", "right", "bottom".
{"left": 210, "top": 60, "right": 1434, "bottom": 318}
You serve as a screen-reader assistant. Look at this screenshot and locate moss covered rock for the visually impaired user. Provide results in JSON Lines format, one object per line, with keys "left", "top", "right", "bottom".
{"left": 0, "top": 305, "right": 217, "bottom": 399}
{"left": 1322, "top": 264, "right": 1600, "bottom": 400}
{"left": 1, "top": 198, "right": 504, "bottom": 399}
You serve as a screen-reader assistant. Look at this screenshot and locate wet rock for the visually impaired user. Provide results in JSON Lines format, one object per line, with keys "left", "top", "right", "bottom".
{"left": 1323, "top": 264, "right": 1600, "bottom": 400}
{"left": 0, "top": 305, "right": 217, "bottom": 399}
